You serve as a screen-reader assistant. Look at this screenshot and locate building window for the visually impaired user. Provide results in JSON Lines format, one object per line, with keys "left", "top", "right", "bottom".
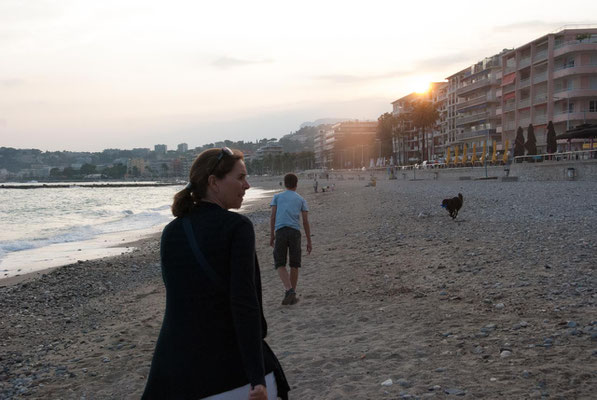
{"left": 566, "top": 58, "right": 575, "bottom": 68}
{"left": 568, "top": 102, "right": 575, "bottom": 113}
{"left": 590, "top": 100, "right": 597, "bottom": 113}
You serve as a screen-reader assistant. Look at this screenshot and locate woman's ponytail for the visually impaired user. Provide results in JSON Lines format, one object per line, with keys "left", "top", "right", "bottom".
{"left": 171, "top": 187, "right": 195, "bottom": 217}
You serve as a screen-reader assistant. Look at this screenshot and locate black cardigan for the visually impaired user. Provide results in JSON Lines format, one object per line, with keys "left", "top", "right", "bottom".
{"left": 142, "top": 202, "right": 289, "bottom": 399}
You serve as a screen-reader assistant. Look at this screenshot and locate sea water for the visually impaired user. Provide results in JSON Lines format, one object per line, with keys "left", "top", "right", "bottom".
{"left": 0, "top": 183, "right": 274, "bottom": 279}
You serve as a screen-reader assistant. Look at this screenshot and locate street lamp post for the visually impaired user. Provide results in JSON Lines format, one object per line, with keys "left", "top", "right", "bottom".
{"left": 484, "top": 131, "right": 489, "bottom": 178}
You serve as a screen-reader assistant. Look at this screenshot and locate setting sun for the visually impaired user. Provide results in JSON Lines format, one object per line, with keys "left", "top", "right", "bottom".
{"left": 414, "top": 80, "right": 431, "bottom": 94}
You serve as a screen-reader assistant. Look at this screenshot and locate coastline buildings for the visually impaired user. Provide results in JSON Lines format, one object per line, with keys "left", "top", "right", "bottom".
{"left": 314, "top": 126, "right": 330, "bottom": 169}
{"left": 390, "top": 26, "right": 597, "bottom": 163}
{"left": 254, "top": 142, "right": 284, "bottom": 159}
{"left": 154, "top": 144, "right": 167, "bottom": 155}
{"left": 447, "top": 51, "right": 506, "bottom": 158}
{"left": 391, "top": 82, "right": 448, "bottom": 164}
{"left": 314, "top": 121, "right": 378, "bottom": 169}
{"left": 501, "top": 27, "right": 597, "bottom": 153}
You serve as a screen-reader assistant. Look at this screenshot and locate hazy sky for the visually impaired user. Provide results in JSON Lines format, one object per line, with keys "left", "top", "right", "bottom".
{"left": 1, "top": 0, "right": 596, "bottom": 151}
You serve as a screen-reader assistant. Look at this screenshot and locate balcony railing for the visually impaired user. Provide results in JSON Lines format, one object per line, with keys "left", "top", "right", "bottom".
{"left": 533, "top": 72, "right": 548, "bottom": 83}
{"left": 534, "top": 115, "right": 547, "bottom": 125}
{"left": 504, "top": 121, "right": 516, "bottom": 130}
{"left": 457, "top": 78, "right": 497, "bottom": 95}
{"left": 553, "top": 63, "right": 597, "bottom": 79}
{"left": 456, "top": 112, "right": 489, "bottom": 126}
{"left": 533, "top": 50, "right": 548, "bottom": 62}
{"left": 519, "top": 98, "right": 531, "bottom": 108}
{"left": 554, "top": 88, "right": 597, "bottom": 96}
{"left": 519, "top": 57, "right": 531, "bottom": 68}
{"left": 503, "top": 102, "right": 516, "bottom": 112}
{"left": 534, "top": 93, "right": 548, "bottom": 104}
{"left": 456, "top": 95, "right": 487, "bottom": 110}
{"left": 555, "top": 38, "right": 597, "bottom": 49}
{"left": 519, "top": 77, "right": 531, "bottom": 88}
{"left": 456, "top": 128, "right": 497, "bottom": 141}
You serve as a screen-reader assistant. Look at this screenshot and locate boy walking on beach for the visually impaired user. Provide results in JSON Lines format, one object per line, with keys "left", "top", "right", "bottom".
{"left": 270, "top": 173, "right": 312, "bottom": 305}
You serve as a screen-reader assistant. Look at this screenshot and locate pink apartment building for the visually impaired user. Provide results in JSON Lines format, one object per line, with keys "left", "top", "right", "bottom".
{"left": 501, "top": 27, "right": 597, "bottom": 152}
{"left": 389, "top": 27, "right": 597, "bottom": 165}
{"left": 446, "top": 51, "right": 508, "bottom": 156}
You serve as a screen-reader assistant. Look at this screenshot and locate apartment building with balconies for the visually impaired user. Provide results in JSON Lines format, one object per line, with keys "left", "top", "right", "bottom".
{"left": 254, "top": 142, "right": 283, "bottom": 159}
{"left": 501, "top": 27, "right": 597, "bottom": 152}
{"left": 391, "top": 82, "right": 448, "bottom": 164}
{"left": 318, "top": 121, "right": 378, "bottom": 169}
{"left": 446, "top": 51, "right": 508, "bottom": 159}
{"left": 431, "top": 82, "right": 449, "bottom": 159}
{"left": 313, "top": 128, "right": 328, "bottom": 169}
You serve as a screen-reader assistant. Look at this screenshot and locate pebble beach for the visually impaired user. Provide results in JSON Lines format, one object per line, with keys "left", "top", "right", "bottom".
{"left": 1, "top": 177, "right": 596, "bottom": 399}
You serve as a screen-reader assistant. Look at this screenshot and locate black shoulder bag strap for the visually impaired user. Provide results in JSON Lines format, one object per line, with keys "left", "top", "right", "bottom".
{"left": 182, "top": 216, "right": 227, "bottom": 291}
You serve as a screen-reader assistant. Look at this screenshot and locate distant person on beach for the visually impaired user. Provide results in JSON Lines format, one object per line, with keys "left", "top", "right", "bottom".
{"left": 313, "top": 179, "right": 318, "bottom": 193}
{"left": 142, "top": 148, "right": 289, "bottom": 400}
{"left": 270, "top": 173, "right": 312, "bottom": 305}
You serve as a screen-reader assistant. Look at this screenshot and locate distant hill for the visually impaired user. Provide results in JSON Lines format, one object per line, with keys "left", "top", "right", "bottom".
{"left": 299, "top": 118, "right": 350, "bottom": 128}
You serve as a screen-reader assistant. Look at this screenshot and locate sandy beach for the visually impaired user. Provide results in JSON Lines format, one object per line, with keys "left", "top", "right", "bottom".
{"left": 1, "top": 176, "right": 596, "bottom": 399}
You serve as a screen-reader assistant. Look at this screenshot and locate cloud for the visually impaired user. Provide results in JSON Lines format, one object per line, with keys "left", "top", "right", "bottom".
{"left": 314, "top": 50, "right": 492, "bottom": 85}
{"left": 1, "top": 79, "right": 25, "bottom": 88}
{"left": 314, "top": 69, "right": 412, "bottom": 84}
{"left": 491, "top": 20, "right": 570, "bottom": 33}
{"left": 211, "top": 56, "right": 274, "bottom": 69}
{"left": 0, "top": 118, "right": 6, "bottom": 128}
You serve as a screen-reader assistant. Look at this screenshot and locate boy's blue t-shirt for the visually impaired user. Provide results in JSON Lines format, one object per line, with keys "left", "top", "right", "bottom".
{"left": 270, "top": 190, "right": 309, "bottom": 231}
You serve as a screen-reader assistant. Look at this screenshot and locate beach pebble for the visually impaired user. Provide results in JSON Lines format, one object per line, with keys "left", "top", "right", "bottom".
{"left": 444, "top": 388, "right": 466, "bottom": 396}
{"left": 381, "top": 378, "right": 393, "bottom": 386}
{"left": 513, "top": 321, "right": 528, "bottom": 330}
{"left": 494, "top": 303, "right": 505, "bottom": 309}
{"left": 397, "top": 378, "right": 411, "bottom": 388}
{"left": 500, "top": 350, "right": 512, "bottom": 358}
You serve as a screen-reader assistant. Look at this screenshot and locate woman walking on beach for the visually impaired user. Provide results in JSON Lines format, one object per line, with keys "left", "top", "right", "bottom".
{"left": 142, "top": 148, "right": 289, "bottom": 400}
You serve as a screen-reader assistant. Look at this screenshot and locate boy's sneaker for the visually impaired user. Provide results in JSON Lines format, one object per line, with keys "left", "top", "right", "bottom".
{"left": 281, "top": 289, "right": 296, "bottom": 305}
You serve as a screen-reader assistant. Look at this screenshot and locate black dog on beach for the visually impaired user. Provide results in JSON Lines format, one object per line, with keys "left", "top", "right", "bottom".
{"left": 441, "top": 193, "right": 463, "bottom": 219}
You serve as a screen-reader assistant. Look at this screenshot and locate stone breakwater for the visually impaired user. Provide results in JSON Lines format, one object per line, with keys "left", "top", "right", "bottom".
{"left": 1, "top": 178, "right": 596, "bottom": 399}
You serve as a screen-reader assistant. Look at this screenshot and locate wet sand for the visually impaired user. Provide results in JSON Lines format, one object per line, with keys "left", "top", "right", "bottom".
{"left": 1, "top": 177, "right": 596, "bottom": 399}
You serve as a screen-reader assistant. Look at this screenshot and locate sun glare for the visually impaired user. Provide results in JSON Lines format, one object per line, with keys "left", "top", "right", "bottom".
{"left": 414, "top": 81, "right": 431, "bottom": 94}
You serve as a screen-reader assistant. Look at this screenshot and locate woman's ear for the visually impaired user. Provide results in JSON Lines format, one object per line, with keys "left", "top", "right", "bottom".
{"left": 207, "top": 175, "right": 218, "bottom": 191}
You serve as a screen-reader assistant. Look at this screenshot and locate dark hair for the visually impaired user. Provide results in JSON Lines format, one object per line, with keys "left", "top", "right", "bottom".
{"left": 284, "top": 173, "right": 298, "bottom": 189}
{"left": 171, "top": 148, "right": 244, "bottom": 217}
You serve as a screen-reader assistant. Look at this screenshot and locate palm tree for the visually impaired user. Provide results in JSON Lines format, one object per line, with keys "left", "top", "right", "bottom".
{"left": 411, "top": 100, "right": 439, "bottom": 162}
{"left": 376, "top": 112, "right": 398, "bottom": 159}
{"left": 394, "top": 113, "right": 411, "bottom": 165}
